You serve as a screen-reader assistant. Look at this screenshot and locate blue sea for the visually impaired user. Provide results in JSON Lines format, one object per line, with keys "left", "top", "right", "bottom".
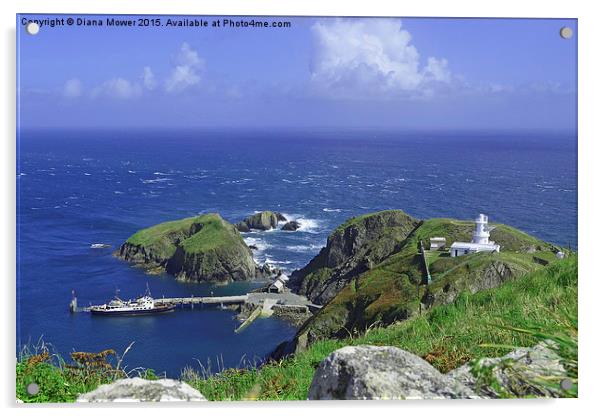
{"left": 16, "top": 129, "right": 577, "bottom": 377}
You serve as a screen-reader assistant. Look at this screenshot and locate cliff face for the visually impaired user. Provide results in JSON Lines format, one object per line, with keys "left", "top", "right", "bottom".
{"left": 281, "top": 215, "right": 560, "bottom": 354}
{"left": 289, "top": 210, "right": 421, "bottom": 304}
{"left": 117, "top": 213, "right": 261, "bottom": 282}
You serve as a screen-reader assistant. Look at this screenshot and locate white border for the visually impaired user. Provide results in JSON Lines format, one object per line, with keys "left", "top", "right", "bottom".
{"left": 2, "top": 1, "right": 600, "bottom": 415}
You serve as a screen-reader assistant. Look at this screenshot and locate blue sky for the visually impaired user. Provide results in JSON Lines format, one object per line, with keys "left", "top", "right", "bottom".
{"left": 17, "top": 15, "right": 577, "bottom": 130}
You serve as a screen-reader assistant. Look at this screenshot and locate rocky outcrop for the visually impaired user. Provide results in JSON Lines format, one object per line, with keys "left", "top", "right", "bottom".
{"left": 77, "top": 378, "right": 206, "bottom": 402}
{"left": 235, "top": 211, "right": 287, "bottom": 232}
{"left": 281, "top": 220, "right": 301, "bottom": 231}
{"left": 448, "top": 341, "right": 569, "bottom": 398}
{"left": 117, "top": 213, "right": 267, "bottom": 283}
{"left": 308, "top": 346, "right": 476, "bottom": 400}
{"left": 420, "top": 260, "right": 520, "bottom": 309}
{"left": 308, "top": 342, "right": 569, "bottom": 400}
{"left": 289, "top": 210, "right": 421, "bottom": 304}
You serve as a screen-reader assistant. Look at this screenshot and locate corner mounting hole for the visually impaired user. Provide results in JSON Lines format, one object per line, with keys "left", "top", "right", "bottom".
{"left": 560, "top": 378, "right": 573, "bottom": 390}
{"left": 26, "top": 22, "right": 40, "bottom": 35}
{"left": 26, "top": 382, "right": 40, "bottom": 395}
{"left": 559, "top": 27, "right": 573, "bottom": 39}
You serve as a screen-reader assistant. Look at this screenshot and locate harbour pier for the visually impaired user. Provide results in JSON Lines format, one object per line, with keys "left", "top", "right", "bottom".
{"left": 69, "top": 291, "right": 321, "bottom": 331}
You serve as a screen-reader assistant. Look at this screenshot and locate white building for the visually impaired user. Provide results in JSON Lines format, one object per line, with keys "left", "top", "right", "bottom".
{"left": 429, "top": 237, "right": 446, "bottom": 251}
{"left": 450, "top": 214, "right": 500, "bottom": 257}
{"left": 268, "top": 274, "right": 289, "bottom": 293}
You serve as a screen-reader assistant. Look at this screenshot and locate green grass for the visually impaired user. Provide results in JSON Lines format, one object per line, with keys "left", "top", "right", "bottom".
{"left": 180, "top": 216, "right": 242, "bottom": 253}
{"left": 16, "top": 344, "right": 130, "bottom": 403}
{"left": 333, "top": 209, "right": 414, "bottom": 232}
{"left": 127, "top": 215, "right": 204, "bottom": 246}
{"left": 125, "top": 213, "right": 244, "bottom": 259}
{"left": 187, "top": 255, "right": 577, "bottom": 400}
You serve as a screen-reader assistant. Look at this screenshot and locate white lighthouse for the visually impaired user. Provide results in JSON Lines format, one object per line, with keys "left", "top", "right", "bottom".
{"left": 450, "top": 213, "right": 501, "bottom": 257}
{"left": 472, "top": 213, "right": 493, "bottom": 245}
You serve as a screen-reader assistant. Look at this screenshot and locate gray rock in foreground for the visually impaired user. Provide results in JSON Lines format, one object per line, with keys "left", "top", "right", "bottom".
{"left": 448, "top": 341, "right": 567, "bottom": 398}
{"left": 308, "top": 345, "right": 476, "bottom": 400}
{"left": 77, "top": 378, "right": 206, "bottom": 402}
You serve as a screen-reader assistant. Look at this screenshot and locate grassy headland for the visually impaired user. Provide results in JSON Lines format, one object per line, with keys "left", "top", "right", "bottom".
{"left": 186, "top": 255, "right": 577, "bottom": 400}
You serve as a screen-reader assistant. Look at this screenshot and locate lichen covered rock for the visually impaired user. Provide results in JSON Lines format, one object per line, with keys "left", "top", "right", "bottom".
{"left": 308, "top": 345, "right": 476, "bottom": 400}
{"left": 77, "top": 378, "right": 206, "bottom": 402}
{"left": 448, "top": 341, "right": 568, "bottom": 398}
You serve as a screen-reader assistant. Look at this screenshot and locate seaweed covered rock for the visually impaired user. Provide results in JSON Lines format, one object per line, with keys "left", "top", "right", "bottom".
{"left": 117, "top": 213, "right": 263, "bottom": 282}
{"left": 235, "top": 211, "right": 287, "bottom": 231}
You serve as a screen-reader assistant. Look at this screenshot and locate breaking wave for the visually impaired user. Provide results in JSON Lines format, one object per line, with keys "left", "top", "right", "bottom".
{"left": 285, "top": 244, "right": 324, "bottom": 253}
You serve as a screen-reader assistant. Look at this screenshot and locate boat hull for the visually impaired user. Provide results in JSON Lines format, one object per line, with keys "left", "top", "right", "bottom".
{"left": 90, "top": 304, "right": 176, "bottom": 316}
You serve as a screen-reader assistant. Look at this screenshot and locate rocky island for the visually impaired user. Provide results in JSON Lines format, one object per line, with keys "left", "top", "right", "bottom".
{"left": 235, "top": 211, "right": 287, "bottom": 232}
{"left": 117, "top": 213, "right": 270, "bottom": 282}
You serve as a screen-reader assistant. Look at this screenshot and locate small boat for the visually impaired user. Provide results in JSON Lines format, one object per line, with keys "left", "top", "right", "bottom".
{"left": 90, "top": 243, "right": 111, "bottom": 249}
{"left": 90, "top": 286, "right": 175, "bottom": 316}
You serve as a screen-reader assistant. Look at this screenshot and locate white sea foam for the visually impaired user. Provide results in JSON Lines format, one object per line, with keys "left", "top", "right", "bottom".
{"left": 265, "top": 259, "right": 293, "bottom": 265}
{"left": 280, "top": 213, "right": 321, "bottom": 233}
{"left": 184, "top": 174, "right": 208, "bottom": 180}
{"left": 285, "top": 244, "right": 323, "bottom": 253}
{"left": 142, "top": 178, "right": 172, "bottom": 184}
{"left": 83, "top": 173, "right": 92, "bottom": 176}
{"left": 322, "top": 208, "right": 342, "bottom": 213}
{"left": 153, "top": 172, "right": 171, "bottom": 176}
{"left": 243, "top": 236, "right": 272, "bottom": 252}
{"left": 128, "top": 170, "right": 137, "bottom": 174}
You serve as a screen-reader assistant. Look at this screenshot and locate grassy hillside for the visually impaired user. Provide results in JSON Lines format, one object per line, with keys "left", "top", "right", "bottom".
{"left": 188, "top": 255, "right": 577, "bottom": 400}
{"left": 293, "top": 217, "right": 561, "bottom": 344}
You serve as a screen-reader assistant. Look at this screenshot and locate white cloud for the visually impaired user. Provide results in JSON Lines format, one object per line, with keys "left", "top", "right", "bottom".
{"left": 310, "top": 18, "right": 452, "bottom": 98}
{"left": 165, "top": 43, "right": 205, "bottom": 93}
{"left": 142, "top": 67, "right": 156, "bottom": 90}
{"left": 63, "top": 78, "right": 83, "bottom": 98}
{"left": 424, "top": 57, "right": 451, "bottom": 83}
{"left": 91, "top": 78, "right": 142, "bottom": 99}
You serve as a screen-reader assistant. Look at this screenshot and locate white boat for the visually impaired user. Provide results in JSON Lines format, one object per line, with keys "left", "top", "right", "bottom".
{"left": 90, "top": 286, "right": 174, "bottom": 316}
